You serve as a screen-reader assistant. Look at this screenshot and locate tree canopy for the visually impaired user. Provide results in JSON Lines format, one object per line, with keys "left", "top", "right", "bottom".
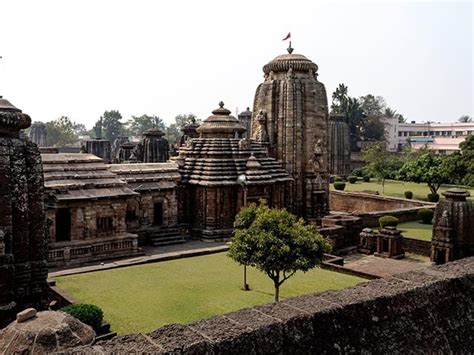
{"left": 93, "top": 110, "right": 123, "bottom": 142}
{"left": 458, "top": 115, "right": 472, "bottom": 123}
{"left": 362, "top": 142, "right": 401, "bottom": 192}
{"left": 46, "top": 116, "right": 78, "bottom": 146}
{"left": 126, "top": 114, "right": 165, "bottom": 137}
{"left": 228, "top": 201, "right": 331, "bottom": 302}
{"left": 399, "top": 150, "right": 453, "bottom": 195}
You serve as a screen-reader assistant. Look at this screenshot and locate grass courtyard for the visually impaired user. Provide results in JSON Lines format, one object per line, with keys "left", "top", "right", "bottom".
{"left": 397, "top": 221, "right": 433, "bottom": 241}
{"left": 332, "top": 179, "right": 474, "bottom": 202}
{"left": 54, "top": 253, "right": 365, "bottom": 335}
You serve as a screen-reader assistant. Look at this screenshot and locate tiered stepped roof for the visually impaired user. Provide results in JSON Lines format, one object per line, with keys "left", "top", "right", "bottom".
{"left": 108, "top": 163, "right": 180, "bottom": 191}
{"left": 42, "top": 153, "right": 136, "bottom": 201}
{"left": 176, "top": 102, "right": 290, "bottom": 187}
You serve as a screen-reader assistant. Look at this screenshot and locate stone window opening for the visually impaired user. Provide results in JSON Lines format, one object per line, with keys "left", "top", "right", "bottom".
{"left": 126, "top": 209, "right": 138, "bottom": 221}
{"left": 55, "top": 208, "right": 71, "bottom": 242}
{"left": 154, "top": 202, "right": 164, "bottom": 226}
{"left": 97, "top": 217, "right": 114, "bottom": 232}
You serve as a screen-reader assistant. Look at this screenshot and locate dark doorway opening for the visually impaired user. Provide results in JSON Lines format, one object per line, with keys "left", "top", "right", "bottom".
{"left": 436, "top": 249, "right": 446, "bottom": 264}
{"left": 382, "top": 239, "right": 389, "bottom": 253}
{"left": 56, "top": 208, "right": 71, "bottom": 242}
{"left": 154, "top": 202, "right": 163, "bottom": 226}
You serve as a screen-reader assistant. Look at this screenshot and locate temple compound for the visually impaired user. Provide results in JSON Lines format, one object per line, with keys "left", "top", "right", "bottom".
{"left": 251, "top": 47, "right": 330, "bottom": 223}
{"left": 176, "top": 102, "right": 290, "bottom": 240}
{"left": 431, "top": 188, "right": 474, "bottom": 264}
{"left": 0, "top": 97, "right": 48, "bottom": 326}
{"left": 42, "top": 153, "right": 140, "bottom": 267}
{"left": 328, "top": 114, "right": 351, "bottom": 177}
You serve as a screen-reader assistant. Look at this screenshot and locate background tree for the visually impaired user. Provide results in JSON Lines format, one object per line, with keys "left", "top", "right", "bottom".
{"left": 97, "top": 110, "right": 123, "bottom": 142}
{"left": 384, "top": 107, "right": 406, "bottom": 123}
{"left": 93, "top": 118, "right": 103, "bottom": 139}
{"left": 46, "top": 116, "right": 78, "bottom": 146}
{"left": 126, "top": 114, "right": 165, "bottom": 137}
{"left": 399, "top": 150, "right": 452, "bottom": 196}
{"left": 363, "top": 116, "right": 386, "bottom": 141}
{"left": 228, "top": 201, "right": 331, "bottom": 303}
{"left": 362, "top": 142, "right": 401, "bottom": 193}
{"left": 459, "top": 135, "right": 474, "bottom": 186}
{"left": 458, "top": 115, "right": 472, "bottom": 123}
{"left": 166, "top": 113, "right": 200, "bottom": 146}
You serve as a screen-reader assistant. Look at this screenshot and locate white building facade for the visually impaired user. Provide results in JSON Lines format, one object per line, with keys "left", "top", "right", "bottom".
{"left": 383, "top": 118, "right": 474, "bottom": 154}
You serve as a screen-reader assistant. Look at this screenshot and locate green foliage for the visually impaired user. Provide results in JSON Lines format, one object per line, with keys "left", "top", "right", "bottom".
{"left": 404, "top": 191, "right": 413, "bottom": 199}
{"left": 459, "top": 136, "right": 474, "bottom": 187}
{"left": 399, "top": 150, "right": 452, "bottom": 195}
{"left": 334, "top": 176, "right": 343, "bottom": 182}
{"left": 167, "top": 114, "right": 200, "bottom": 146}
{"left": 379, "top": 215, "right": 399, "bottom": 228}
{"left": 126, "top": 115, "right": 165, "bottom": 137}
{"left": 362, "top": 175, "right": 371, "bottom": 182}
{"left": 427, "top": 193, "right": 440, "bottom": 202}
{"left": 228, "top": 201, "right": 331, "bottom": 302}
{"left": 61, "top": 304, "right": 103, "bottom": 331}
{"left": 362, "top": 142, "right": 401, "bottom": 192}
{"left": 351, "top": 168, "right": 364, "bottom": 177}
{"left": 363, "top": 116, "right": 385, "bottom": 141}
{"left": 458, "top": 115, "right": 472, "bottom": 123}
{"left": 418, "top": 208, "right": 434, "bottom": 224}
{"left": 333, "top": 182, "right": 346, "bottom": 191}
{"left": 46, "top": 116, "right": 78, "bottom": 146}
{"left": 347, "top": 176, "right": 357, "bottom": 184}
{"left": 96, "top": 110, "right": 123, "bottom": 142}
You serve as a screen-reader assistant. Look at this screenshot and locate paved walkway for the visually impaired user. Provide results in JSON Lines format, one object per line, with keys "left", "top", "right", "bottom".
{"left": 49, "top": 241, "right": 229, "bottom": 278}
{"left": 343, "top": 252, "right": 431, "bottom": 278}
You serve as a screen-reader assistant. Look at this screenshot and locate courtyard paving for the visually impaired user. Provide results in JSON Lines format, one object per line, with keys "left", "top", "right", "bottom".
{"left": 343, "top": 252, "right": 431, "bottom": 278}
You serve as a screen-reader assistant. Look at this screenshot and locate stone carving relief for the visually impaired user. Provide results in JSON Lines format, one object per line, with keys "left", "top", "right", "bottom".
{"left": 253, "top": 110, "right": 268, "bottom": 143}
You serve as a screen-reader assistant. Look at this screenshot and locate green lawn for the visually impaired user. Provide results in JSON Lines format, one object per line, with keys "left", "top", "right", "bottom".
{"left": 398, "top": 221, "right": 433, "bottom": 241}
{"left": 332, "top": 179, "right": 474, "bottom": 201}
{"left": 54, "top": 253, "right": 365, "bottom": 335}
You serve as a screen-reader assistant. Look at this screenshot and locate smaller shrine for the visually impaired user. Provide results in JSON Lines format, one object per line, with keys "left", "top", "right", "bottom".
{"left": 133, "top": 128, "right": 170, "bottom": 163}
{"left": 374, "top": 226, "right": 405, "bottom": 259}
{"left": 431, "top": 188, "right": 474, "bottom": 264}
{"left": 81, "top": 138, "right": 112, "bottom": 163}
{"left": 358, "top": 228, "right": 377, "bottom": 254}
{"left": 29, "top": 121, "right": 48, "bottom": 147}
{"left": 328, "top": 114, "right": 351, "bottom": 177}
{"left": 238, "top": 107, "right": 252, "bottom": 138}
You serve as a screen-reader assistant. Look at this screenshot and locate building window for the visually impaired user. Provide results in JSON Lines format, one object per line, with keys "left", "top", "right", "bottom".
{"left": 126, "top": 209, "right": 137, "bottom": 221}
{"left": 55, "top": 208, "right": 71, "bottom": 242}
{"left": 154, "top": 202, "right": 164, "bottom": 226}
{"left": 97, "top": 217, "right": 113, "bottom": 232}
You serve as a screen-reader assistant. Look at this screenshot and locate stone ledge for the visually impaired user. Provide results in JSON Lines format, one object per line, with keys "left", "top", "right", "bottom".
{"left": 66, "top": 257, "right": 474, "bottom": 354}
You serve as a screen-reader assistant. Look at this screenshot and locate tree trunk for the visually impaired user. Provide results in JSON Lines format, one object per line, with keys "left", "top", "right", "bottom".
{"left": 243, "top": 265, "right": 249, "bottom": 291}
{"left": 382, "top": 178, "right": 385, "bottom": 194}
{"left": 274, "top": 283, "right": 280, "bottom": 303}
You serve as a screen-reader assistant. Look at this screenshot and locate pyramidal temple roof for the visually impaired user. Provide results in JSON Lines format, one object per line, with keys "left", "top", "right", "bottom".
{"left": 175, "top": 103, "right": 290, "bottom": 187}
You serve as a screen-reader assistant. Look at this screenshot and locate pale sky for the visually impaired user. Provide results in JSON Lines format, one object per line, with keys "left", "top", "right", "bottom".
{"left": 0, "top": 0, "right": 472, "bottom": 127}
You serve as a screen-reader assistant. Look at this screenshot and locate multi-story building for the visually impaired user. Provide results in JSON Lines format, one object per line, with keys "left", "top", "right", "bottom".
{"left": 384, "top": 118, "right": 474, "bottom": 153}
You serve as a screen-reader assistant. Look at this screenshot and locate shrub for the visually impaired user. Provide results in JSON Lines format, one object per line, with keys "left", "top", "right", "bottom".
{"left": 418, "top": 208, "right": 434, "bottom": 224}
{"left": 348, "top": 176, "right": 357, "bottom": 184}
{"left": 427, "top": 193, "right": 440, "bottom": 202}
{"left": 334, "top": 176, "right": 343, "bottom": 182}
{"left": 404, "top": 191, "right": 413, "bottom": 199}
{"left": 351, "top": 168, "right": 364, "bottom": 177}
{"left": 333, "top": 182, "right": 346, "bottom": 191}
{"left": 61, "top": 304, "right": 104, "bottom": 331}
{"left": 362, "top": 175, "right": 371, "bottom": 182}
{"left": 379, "top": 215, "right": 399, "bottom": 229}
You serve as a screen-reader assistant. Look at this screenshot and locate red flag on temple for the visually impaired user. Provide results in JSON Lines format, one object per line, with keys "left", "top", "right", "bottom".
{"left": 282, "top": 32, "right": 291, "bottom": 41}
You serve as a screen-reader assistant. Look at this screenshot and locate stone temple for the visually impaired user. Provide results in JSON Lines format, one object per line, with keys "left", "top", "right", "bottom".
{"left": 0, "top": 97, "right": 48, "bottom": 326}
{"left": 251, "top": 48, "right": 329, "bottom": 223}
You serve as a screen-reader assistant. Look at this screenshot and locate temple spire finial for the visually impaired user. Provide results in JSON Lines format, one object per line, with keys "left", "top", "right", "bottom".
{"left": 287, "top": 41, "right": 294, "bottom": 54}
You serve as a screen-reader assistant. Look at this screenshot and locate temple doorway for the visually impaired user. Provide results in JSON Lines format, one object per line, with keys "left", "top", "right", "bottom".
{"left": 55, "top": 208, "right": 71, "bottom": 242}
{"left": 154, "top": 202, "right": 163, "bottom": 226}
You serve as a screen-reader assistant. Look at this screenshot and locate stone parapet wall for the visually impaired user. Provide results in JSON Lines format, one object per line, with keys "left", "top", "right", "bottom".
{"left": 69, "top": 257, "right": 474, "bottom": 354}
{"left": 330, "top": 190, "right": 432, "bottom": 212}
{"left": 403, "top": 237, "right": 432, "bottom": 256}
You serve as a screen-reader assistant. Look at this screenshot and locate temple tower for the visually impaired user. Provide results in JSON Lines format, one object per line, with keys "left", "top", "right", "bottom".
{"left": 431, "top": 188, "right": 474, "bottom": 264}
{"left": 81, "top": 138, "right": 112, "bottom": 163}
{"left": 141, "top": 128, "right": 169, "bottom": 163}
{"left": 251, "top": 48, "right": 329, "bottom": 222}
{"left": 29, "top": 121, "right": 47, "bottom": 147}
{"left": 328, "top": 114, "right": 351, "bottom": 177}
{"left": 0, "top": 96, "right": 48, "bottom": 326}
{"left": 238, "top": 107, "right": 252, "bottom": 138}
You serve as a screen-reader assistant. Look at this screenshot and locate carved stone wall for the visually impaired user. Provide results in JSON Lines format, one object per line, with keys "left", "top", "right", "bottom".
{"left": 0, "top": 97, "right": 48, "bottom": 326}
{"left": 251, "top": 51, "right": 329, "bottom": 223}
{"left": 328, "top": 114, "right": 351, "bottom": 176}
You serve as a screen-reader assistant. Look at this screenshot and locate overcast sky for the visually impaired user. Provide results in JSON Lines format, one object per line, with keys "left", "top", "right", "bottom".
{"left": 1, "top": 0, "right": 472, "bottom": 127}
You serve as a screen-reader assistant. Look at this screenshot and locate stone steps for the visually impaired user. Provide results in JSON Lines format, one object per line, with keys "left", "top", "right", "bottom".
{"left": 149, "top": 226, "right": 188, "bottom": 247}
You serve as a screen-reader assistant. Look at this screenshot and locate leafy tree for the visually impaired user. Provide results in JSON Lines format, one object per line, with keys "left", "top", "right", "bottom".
{"left": 73, "top": 123, "right": 88, "bottom": 136}
{"left": 458, "top": 115, "right": 472, "bottom": 123}
{"left": 363, "top": 116, "right": 386, "bottom": 141}
{"left": 95, "top": 110, "right": 123, "bottom": 142}
{"left": 384, "top": 107, "right": 406, "bottom": 123}
{"left": 46, "top": 116, "right": 78, "bottom": 146}
{"left": 126, "top": 114, "right": 165, "bottom": 137}
{"left": 331, "top": 83, "right": 349, "bottom": 114}
{"left": 362, "top": 142, "right": 401, "bottom": 193}
{"left": 174, "top": 113, "right": 198, "bottom": 130}
{"left": 399, "top": 150, "right": 452, "bottom": 195}
{"left": 459, "top": 135, "right": 474, "bottom": 186}
{"left": 228, "top": 201, "right": 331, "bottom": 302}
{"left": 167, "top": 113, "right": 200, "bottom": 146}
{"left": 359, "top": 94, "right": 386, "bottom": 118}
